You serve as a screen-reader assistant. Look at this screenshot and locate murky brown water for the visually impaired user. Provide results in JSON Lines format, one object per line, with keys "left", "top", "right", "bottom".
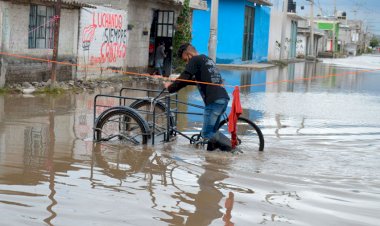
{"left": 1, "top": 62, "right": 380, "bottom": 225}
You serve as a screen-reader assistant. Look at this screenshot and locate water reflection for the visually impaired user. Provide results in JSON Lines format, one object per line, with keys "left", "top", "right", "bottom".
{"left": 0, "top": 61, "right": 379, "bottom": 225}
{"left": 90, "top": 142, "right": 233, "bottom": 226}
{"left": 182, "top": 156, "right": 230, "bottom": 226}
{"left": 222, "top": 192, "right": 235, "bottom": 226}
{"left": 44, "top": 96, "right": 57, "bottom": 226}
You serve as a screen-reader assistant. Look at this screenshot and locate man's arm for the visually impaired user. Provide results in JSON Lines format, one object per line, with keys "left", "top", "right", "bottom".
{"left": 160, "top": 46, "right": 166, "bottom": 58}
{"left": 165, "top": 71, "right": 194, "bottom": 93}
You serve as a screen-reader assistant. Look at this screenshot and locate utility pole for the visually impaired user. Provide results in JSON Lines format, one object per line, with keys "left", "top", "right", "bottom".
{"left": 334, "top": 0, "right": 337, "bottom": 17}
{"left": 279, "top": 0, "right": 289, "bottom": 60}
{"left": 309, "top": 0, "right": 315, "bottom": 58}
{"left": 51, "top": 0, "right": 62, "bottom": 88}
{"left": 310, "top": 0, "right": 314, "bottom": 57}
{"left": 208, "top": 0, "right": 219, "bottom": 62}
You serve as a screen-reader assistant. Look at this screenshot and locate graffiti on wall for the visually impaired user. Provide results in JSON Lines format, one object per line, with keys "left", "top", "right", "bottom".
{"left": 275, "top": 38, "right": 304, "bottom": 58}
{"left": 296, "top": 37, "right": 306, "bottom": 57}
{"left": 79, "top": 6, "right": 128, "bottom": 68}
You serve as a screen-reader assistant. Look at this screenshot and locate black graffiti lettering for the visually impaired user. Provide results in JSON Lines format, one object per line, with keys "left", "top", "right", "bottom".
{"left": 103, "top": 28, "right": 128, "bottom": 44}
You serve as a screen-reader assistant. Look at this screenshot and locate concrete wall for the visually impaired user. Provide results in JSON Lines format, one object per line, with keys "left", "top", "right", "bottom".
{"left": 268, "top": 9, "right": 288, "bottom": 60}
{"left": 76, "top": 0, "right": 182, "bottom": 74}
{"left": 0, "top": 1, "right": 79, "bottom": 84}
{"left": 77, "top": 5, "right": 128, "bottom": 79}
{"left": 1, "top": 0, "right": 183, "bottom": 84}
{"left": 296, "top": 34, "right": 306, "bottom": 57}
{"left": 126, "top": 0, "right": 181, "bottom": 72}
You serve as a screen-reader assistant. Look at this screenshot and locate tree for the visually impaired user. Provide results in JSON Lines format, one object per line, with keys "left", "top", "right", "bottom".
{"left": 369, "top": 37, "right": 379, "bottom": 49}
{"left": 172, "top": 0, "right": 192, "bottom": 72}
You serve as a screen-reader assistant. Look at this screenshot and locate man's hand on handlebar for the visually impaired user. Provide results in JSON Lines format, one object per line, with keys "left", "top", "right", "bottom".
{"left": 163, "top": 81, "right": 172, "bottom": 89}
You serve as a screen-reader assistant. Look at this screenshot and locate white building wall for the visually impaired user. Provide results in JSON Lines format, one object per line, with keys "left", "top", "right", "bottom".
{"left": 76, "top": 0, "right": 182, "bottom": 75}
{"left": 77, "top": 6, "right": 128, "bottom": 79}
{"left": 296, "top": 34, "right": 306, "bottom": 57}
{"left": 268, "top": 9, "right": 284, "bottom": 60}
{"left": 1, "top": 0, "right": 186, "bottom": 83}
{"left": 1, "top": 2, "right": 78, "bottom": 56}
{"left": 125, "top": 0, "right": 181, "bottom": 70}
{"left": 268, "top": 10, "right": 294, "bottom": 60}
{"left": 0, "top": 1, "right": 79, "bottom": 83}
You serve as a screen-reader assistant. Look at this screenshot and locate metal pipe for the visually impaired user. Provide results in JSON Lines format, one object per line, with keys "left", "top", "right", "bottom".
{"left": 279, "top": 0, "right": 289, "bottom": 60}
{"left": 166, "top": 95, "right": 171, "bottom": 142}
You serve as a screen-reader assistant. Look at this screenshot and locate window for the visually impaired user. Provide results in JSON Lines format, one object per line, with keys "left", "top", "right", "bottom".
{"left": 28, "top": 5, "right": 55, "bottom": 49}
{"left": 157, "top": 11, "right": 174, "bottom": 38}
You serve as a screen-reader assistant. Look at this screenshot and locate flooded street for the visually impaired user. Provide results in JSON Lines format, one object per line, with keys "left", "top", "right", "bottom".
{"left": 1, "top": 60, "right": 380, "bottom": 225}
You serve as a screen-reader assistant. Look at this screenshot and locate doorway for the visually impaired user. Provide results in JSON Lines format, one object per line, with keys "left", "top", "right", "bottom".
{"left": 242, "top": 6, "right": 255, "bottom": 61}
{"left": 149, "top": 10, "right": 175, "bottom": 76}
{"left": 289, "top": 20, "right": 298, "bottom": 58}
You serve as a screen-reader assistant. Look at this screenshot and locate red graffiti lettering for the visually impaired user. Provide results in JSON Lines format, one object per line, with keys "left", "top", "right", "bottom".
{"left": 89, "top": 43, "right": 126, "bottom": 65}
{"left": 92, "top": 12, "right": 123, "bottom": 29}
{"left": 101, "top": 42, "right": 126, "bottom": 63}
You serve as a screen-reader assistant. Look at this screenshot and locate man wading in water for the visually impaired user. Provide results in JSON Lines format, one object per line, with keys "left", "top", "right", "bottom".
{"left": 164, "top": 43, "right": 232, "bottom": 151}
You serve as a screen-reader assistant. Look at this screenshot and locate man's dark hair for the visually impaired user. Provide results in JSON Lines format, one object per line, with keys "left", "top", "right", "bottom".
{"left": 177, "top": 43, "right": 191, "bottom": 58}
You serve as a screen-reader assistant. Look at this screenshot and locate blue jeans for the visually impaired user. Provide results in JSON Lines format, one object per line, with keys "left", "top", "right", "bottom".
{"left": 201, "top": 98, "right": 229, "bottom": 139}
{"left": 155, "top": 59, "right": 164, "bottom": 75}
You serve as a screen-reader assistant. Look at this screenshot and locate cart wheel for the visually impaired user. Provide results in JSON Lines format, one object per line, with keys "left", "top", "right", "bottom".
{"left": 190, "top": 134, "right": 201, "bottom": 144}
{"left": 218, "top": 116, "right": 264, "bottom": 151}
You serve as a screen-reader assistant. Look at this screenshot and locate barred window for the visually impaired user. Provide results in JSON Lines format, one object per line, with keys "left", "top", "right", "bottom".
{"left": 157, "top": 11, "right": 174, "bottom": 37}
{"left": 28, "top": 5, "right": 55, "bottom": 49}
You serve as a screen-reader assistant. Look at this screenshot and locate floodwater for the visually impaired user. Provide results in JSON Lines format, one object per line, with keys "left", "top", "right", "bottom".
{"left": 1, "top": 60, "right": 380, "bottom": 226}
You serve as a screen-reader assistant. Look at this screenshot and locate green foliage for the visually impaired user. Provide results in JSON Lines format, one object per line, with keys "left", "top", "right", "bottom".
{"left": 172, "top": 0, "right": 192, "bottom": 73}
{"left": 35, "top": 87, "right": 65, "bottom": 94}
{"left": 0, "top": 88, "right": 9, "bottom": 94}
{"left": 370, "top": 38, "right": 379, "bottom": 48}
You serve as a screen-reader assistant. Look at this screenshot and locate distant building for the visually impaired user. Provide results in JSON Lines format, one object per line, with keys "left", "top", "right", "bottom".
{"left": 297, "top": 19, "right": 325, "bottom": 58}
{"left": 306, "top": 11, "right": 369, "bottom": 58}
{"left": 191, "top": 0, "right": 272, "bottom": 64}
{"left": 268, "top": 0, "right": 304, "bottom": 61}
{"left": 338, "top": 20, "right": 365, "bottom": 56}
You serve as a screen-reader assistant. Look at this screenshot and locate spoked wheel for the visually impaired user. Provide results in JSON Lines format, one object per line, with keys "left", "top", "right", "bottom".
{"left": 95, "top": 108, "right": 150, "bottom": 145}
{"left": 218, "top": 116, "right": 264, "bottom": 152}
{"left": 129, "top": 99, "right": 175, "bottom": 135}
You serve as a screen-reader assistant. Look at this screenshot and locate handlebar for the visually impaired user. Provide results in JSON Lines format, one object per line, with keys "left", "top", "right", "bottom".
{"left": 152, "top": 88, "right": 167, "bottom": 102}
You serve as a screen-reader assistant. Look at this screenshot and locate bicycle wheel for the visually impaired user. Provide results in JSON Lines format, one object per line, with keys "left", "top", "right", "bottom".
{"left": 218, "top": 116, "right": 264, "bottom": 152}
{"left": 95, "top": 108, "right": 150, "bottom": 145}
{"left": 129, "top": 99, "right": 175, "bottom": 134}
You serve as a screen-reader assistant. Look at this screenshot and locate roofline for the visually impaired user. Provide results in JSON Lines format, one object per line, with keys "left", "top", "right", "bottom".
{"left": 287, "top": 13, "right": 306, "bottom": 21}
{"left": 3, "top": 0, "right": 96, "bottom": 9}
{"left": 248, "top": 0, "right": 273, "bottom": 7}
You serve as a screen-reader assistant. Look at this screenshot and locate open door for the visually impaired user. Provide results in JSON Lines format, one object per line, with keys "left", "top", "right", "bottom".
{"left": 148, "top": 10, "right": 175, "bottom": 76}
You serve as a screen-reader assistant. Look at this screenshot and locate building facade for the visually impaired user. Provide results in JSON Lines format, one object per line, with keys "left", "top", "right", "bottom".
{"left": 0, "top": 0, "right": 85, "bottom": 86}
{"left": 0, "top": 0, "right": 207, "bottom": 86}
{"left": 296, "top": 19, "right": 325, "bottom": 58}
{"left": 191, "top": 0, "right": 272, "bottom": 64}
{"left": 267, "top": 0, "right": 303, "bottom": 61}
{"left": 338, "top": 20, "right": 365, "bottom": 56}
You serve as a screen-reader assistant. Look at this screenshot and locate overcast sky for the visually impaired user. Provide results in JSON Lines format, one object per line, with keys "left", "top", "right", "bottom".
{"left": 295, "top": 0, "right": 380, "bottom": 34}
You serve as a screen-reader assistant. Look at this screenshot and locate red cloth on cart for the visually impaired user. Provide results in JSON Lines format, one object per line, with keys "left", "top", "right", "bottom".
{"left": 228, "top": 86, "right": 242, "bottom": 149}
